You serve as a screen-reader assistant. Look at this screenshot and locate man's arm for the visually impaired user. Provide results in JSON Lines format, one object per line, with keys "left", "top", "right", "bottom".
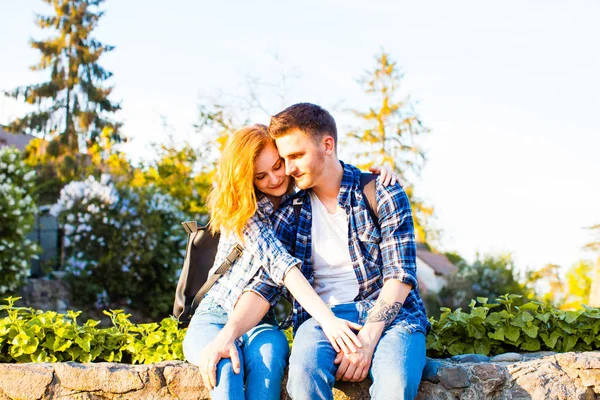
{"left": 336, "top": 183, "right": 418, "bottom": 382}
{"left": 335, "top": 280, "right": 411, "bottom": 382}
{"left": 197, "top": 291, "right": 270, "bottom": 390}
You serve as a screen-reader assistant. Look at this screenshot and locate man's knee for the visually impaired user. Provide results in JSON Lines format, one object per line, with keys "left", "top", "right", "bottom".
{"left": 371, "top": 365, "right": 422, "bottom": 400}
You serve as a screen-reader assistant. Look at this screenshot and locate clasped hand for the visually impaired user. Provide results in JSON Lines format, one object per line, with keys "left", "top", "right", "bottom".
{"left": 333, "top": 329, "right": 376, "bottom": 382}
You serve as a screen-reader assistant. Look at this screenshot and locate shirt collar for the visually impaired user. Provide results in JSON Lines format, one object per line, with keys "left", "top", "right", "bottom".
{"left": 257, "top": 191, "right": 294, "bottom": 216}
{"left": 337, "top": 160, "right": 362, "bottom": 209}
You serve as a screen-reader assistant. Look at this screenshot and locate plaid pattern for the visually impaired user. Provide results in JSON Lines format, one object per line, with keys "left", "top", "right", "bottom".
{"left": 202, "top": 193, "right": 299, "bottom": 314}
{"left": 248, "top": 162, "right": 430, "bottom": 334}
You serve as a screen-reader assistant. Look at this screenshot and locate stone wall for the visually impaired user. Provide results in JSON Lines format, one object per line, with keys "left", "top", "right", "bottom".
{"left": 0, "top": 351, "right": 598, "bottom": 399}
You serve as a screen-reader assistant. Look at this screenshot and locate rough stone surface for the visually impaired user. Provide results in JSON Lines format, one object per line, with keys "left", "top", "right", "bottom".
{"left": 440, "top": 365, "right": 471, "bottom": 389}
{"left": 0, "top": 351, "right": 599, "bottom": 399}
{"left": 451, "top": 353, "right": 491, "bottom": 363}
{"left": 491, "top": 352, "right": 523, "bottom": 362}
{"left": 0, "top": 363, "right": 54, "bottom": 400}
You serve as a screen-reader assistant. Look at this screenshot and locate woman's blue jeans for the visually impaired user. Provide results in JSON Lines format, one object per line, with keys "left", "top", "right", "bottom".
{"left": 183, "top": 305, "right": 289, "bottom": 400}
{"left": 287, "top": 302, "right": 426, "bottom": 400}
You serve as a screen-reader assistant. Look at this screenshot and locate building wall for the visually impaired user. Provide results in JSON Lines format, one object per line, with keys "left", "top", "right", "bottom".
{"left": 416, "top": 257, "right": 446, "bottom": 293}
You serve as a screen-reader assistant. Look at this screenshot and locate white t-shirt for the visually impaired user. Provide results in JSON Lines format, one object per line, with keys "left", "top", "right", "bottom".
{"left": 309, "top": 191, "right": 359, "bottom": 305}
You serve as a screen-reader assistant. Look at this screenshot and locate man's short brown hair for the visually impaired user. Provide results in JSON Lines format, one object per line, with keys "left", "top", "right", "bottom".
{"left": 268, "top": 103, "right": 337, "bottom": 144}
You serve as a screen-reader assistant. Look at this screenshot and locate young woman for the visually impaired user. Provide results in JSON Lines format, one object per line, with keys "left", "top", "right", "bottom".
{"left": 183, "top": 124, "right": 398, "bottom": 399}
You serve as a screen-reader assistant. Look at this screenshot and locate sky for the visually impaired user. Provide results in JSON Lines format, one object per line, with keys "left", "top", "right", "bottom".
{"left": 1, "top": 0, "right": 599, "bottom": 274}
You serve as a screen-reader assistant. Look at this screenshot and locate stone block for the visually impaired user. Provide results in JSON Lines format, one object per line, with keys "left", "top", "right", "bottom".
{"left": 0, "top": 363, "right": 54, "bottom": 400}
{"left": 440, "top": 366, "right": 471, "bottom": 389}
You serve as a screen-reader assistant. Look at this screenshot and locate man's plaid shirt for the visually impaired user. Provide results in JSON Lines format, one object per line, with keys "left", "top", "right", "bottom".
{"left": 201, "top": 193, "right": 300, "bottom": 314}
{"left": 246, "top": 162, "right": 431, "bottom": 334}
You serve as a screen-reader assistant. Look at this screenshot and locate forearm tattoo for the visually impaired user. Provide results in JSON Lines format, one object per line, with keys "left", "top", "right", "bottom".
{"left": 366, "top": 299, "right": 403, "bottom": 326}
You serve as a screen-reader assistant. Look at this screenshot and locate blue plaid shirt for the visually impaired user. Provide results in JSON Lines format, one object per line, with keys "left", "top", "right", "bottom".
{"left": 247, "top": 162, "right": 430, "bottom": 334}
{"left": 200, "top": 193, "right": 299, "bottom": 314}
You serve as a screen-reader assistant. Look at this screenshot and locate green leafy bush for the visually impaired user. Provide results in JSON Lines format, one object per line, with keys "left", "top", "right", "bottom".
{"left": 49, "top": 175, "right": 186, "bottom": 319}
{"left": 2, "top": 296, "right": 599, "bottom": 364}
{"left": 0, "top": 147, "right": 40, "bottom": 296}
{"left": 0, "top": 297, "right": 184, "bottom": 363}
{"left": 427, "top": 294, "right": 600, "bottom": 357}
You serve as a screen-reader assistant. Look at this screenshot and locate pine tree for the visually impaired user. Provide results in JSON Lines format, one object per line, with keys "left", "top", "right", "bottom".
{"left": 348, "top": 50, "right": 436, "bottom": 243}
{"left": 4, "top": 0, "right": 123, "bottom": 151}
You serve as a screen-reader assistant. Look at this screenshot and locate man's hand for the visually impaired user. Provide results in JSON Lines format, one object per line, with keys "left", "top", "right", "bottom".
{"left": 198, "top": 335, "right": 241, "bottom": 391}
{"left": 333, "top": 329, "right": 378, "bottom": 382}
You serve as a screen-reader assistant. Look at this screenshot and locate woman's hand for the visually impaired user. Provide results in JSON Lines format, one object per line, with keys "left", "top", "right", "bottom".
{"left": 198, "top": 335, "right": 241, "bottom": 391}
{"left": 369, "top": 165, "right": 403, "bottom": 187}
{"left": 319, "top": 315, "right": 363, "bottom": 354}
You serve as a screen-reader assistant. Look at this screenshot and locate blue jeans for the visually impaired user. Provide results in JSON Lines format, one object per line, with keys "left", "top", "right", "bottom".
{"left": 287, "top": 302, "right": 426, "bottom": 400}
{"left": 183, "top": 305, "right": 289, "bottom": 400}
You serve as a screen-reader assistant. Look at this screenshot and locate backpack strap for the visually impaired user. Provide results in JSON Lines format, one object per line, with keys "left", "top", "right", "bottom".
{"left": 293, "top": 198, "right": 303, "bottom": 221}
{"left": 188, "top": 242, "right": 244, "bottom": 314}
{"left": 292, "top": 173, "right": 379, "bottom": 226}
{"left": 360, "top": 172, "right": 379, "bottom": 227}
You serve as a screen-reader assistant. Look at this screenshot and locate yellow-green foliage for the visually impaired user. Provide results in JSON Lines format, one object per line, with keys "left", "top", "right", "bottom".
{"left": 0, "top": 297, "right": 184, "bottom": 364}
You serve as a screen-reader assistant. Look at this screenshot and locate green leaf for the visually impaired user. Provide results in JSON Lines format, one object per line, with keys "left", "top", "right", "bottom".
{"left": 75, "top": 335, "right": 92, "bottom": 352}
{"left": 485, "top": 313, "right": 503, "bottom": 325}
{"left": 53, "top": 337, "right": 72, "bottom": 352}
{"left": 473, "top": 339, "right": 490, "bottom": 355}
{"left": 466, "top": 323, "right": 485, "bottom": 339}
{"left": 448, "top": 342, "right": 465, "bottom": 356}
{"left": 518, "top": 302, "right": 540, "bottom": 312}
{"left": 540, "top": 331, "right": 561, "bottom": 349}
{"left": 565, "top": 310, "right": 583, "bottom": 324}
{"left": 55, "top": 326, "right": 77, "bottom": 340}
{"left": 145, "top": 332, "right": 163, "bottom": 347}
{"left": 521, "top": 337, "right": 540, "bottom": 351}
{"left": 488, "top": 327, "right": 505, "bottom": 341}
{"left": 505, "top": 326, "right": 520, "bottom": 342}
{"left": 563, "top": 335, "right": 578, "bottom": 352}
{"left": 511, "top": 312, "right": 534, "bottom": 328}
{"left": 535, "top": 313, "right": 551, "bottom": 323}
{"left": 522, "top": 325, "right": 539, "bottom": 338}
{"left": 12, "top": 333, "right": 39, "bottom": 354}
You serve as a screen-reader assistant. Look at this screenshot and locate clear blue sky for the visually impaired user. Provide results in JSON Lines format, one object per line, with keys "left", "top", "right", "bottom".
{"left": 1, "top": 0, "right": 599, "bottom": 274}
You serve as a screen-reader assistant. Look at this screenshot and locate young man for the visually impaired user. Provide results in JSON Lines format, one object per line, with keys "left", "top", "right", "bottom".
{"left": 256, "top": 103, "right": 430, "bottom": 399}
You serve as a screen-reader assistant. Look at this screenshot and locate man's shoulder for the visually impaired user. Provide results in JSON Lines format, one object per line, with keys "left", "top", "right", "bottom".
{"left": 374, "top": 178, "right": 412, "bottom": 214}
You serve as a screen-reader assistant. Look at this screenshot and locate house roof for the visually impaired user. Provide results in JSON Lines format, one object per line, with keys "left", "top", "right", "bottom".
{"left": 0, "top": 127, "right": 37, "bottom": 151}
{"left": 416, "top": 243, "right": 457, "bottom": 276}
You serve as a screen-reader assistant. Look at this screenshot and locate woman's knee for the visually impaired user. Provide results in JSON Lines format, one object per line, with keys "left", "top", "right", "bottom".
{"left": 245, "top": 326, "right": 289, "bottom": 374}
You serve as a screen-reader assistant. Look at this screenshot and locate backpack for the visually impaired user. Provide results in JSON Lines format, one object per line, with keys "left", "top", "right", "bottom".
{"left": 173, "top": 173, "right": 378, "bottom": 326}
{"left": 173, "top": 221, "right": 244, "bottom": 326}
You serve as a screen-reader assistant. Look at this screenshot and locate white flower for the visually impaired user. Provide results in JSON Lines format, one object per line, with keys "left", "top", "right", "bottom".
{"left": 23, "top": 170, "right": 36, "bottom": 181}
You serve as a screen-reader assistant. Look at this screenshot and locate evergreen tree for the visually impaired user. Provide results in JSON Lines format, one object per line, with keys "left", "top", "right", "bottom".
{"left": 4, "top": 0, "right": 123, "bottom": 151}
{"left": 348, "top": 50, "right": 435, "bottom": 243}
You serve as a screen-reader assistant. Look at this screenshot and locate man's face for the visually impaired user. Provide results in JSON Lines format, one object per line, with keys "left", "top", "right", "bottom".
{"left": 275, "top": 129, "right": 327, "bottom": 190}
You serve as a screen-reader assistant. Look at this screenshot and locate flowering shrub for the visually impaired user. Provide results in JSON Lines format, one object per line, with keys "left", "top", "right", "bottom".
{"left": 0, "top": 147, "right": 39, "bottom": 295}
{"left": 50, "top": 175, "right": 186, "bottom": 318}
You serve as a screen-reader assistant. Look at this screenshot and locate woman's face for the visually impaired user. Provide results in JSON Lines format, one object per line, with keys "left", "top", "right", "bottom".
{"left": 254, "top": 142, "right": 291, "bottom": 197}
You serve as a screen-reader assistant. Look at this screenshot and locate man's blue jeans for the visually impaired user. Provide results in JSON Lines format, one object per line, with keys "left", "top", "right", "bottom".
{"left": 287, "top": 302, "right": 426, "bottom": 400}
{"left": 183, "top": 305, "right": 289, "bottom": 400}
